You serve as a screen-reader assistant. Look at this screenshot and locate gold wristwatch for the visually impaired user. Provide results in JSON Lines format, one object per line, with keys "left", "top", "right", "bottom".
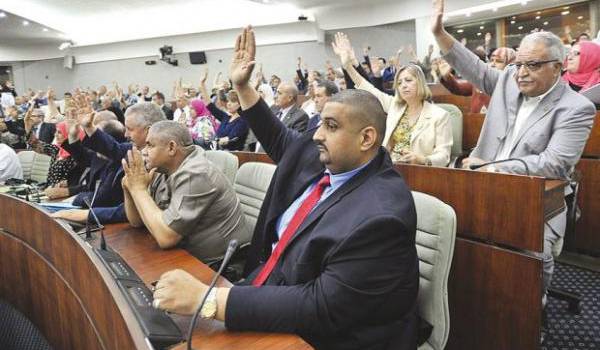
{"left": 200, "top": 289, "right": 217, "bottom": 319}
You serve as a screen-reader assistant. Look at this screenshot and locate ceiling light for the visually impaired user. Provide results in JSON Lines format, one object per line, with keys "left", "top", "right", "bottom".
{"left": 561, "top": 11, "right": 570, "bottom": 15}
{"left": 480, "top": 26, "right": 484, "bottom": 29}
{"left": 536, "top": 11, "right": 541, "bottom": 15}
{"left": 457, "top": 29, "right": 464, "bottom": 33}
{"left": 512, "top": 16, "right": 516, "bottom": 19}
{"left": 58, "top": 41, "right": 73, "bottom": 51}
{"left": 42, "top": 28, "right": 49, "bottom": 32}
{"left": 492, "top": 7, "right": 498, "bottom": 12}
{"left": 0, "top": 12, "right": 6, "bottom": 18}
{"left": 22, "top": 20, "right": 29, "bottom": 26}
{"left": 543, "top": 21, "right": 548, "bottom": 25}
{"left": 477, "top": 32, "right": 482, "bottom": 36}
{"left": 465, "top": 12, "right": 471, "bottom": 17}
{"left": 510, "top": 20, "right": 516, "bottom": 24}
{"left": 535, "top": 15, "right": 540, "bottom": 19}
{"left": 518, "top": 26, "right": 523, "bottom": 30}
{"left": 563, "top": 6, "right": 569, "bottom": 10}
{"left": 577, "top": 16, "right": 584, "bottom": 20}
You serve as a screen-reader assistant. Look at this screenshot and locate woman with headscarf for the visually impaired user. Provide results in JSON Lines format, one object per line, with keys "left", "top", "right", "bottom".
{"left": 437, "top": 47, "right": 517, "bottom": 114}
{"left": 563, "top": 41, "right": 600, "bottom": 94}
{"left": 187, "top": 99, "right": 218, "bottom": 148}
{"left": 25, "top": 117, "right": 85, "bottom": 199}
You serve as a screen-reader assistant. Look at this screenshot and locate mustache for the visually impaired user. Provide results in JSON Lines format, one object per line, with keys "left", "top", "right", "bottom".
{"left": 314, "top": 140, "right": 327, "bottom": 150}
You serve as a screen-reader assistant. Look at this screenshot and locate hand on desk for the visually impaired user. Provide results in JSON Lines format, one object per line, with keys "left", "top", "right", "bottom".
{"left": 153, "top": 269, "right": 230, "bottom": 320}
{"left": 44, "top": 186, "right": 70, "bottom": 200}
{"left": 461, "top": 157, "right": 491, "bottom": 171}
{"left": 51, "top": 209, "right": 89, "bottom": 223}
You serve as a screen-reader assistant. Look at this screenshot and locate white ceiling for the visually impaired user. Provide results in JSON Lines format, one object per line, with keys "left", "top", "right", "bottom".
{"left": 0, "top": 0, "right": 590, "bottom": 48}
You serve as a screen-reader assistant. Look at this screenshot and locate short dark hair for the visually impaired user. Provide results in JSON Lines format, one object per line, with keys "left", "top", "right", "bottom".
{"left": 316, "top": 80, "right": 339, "bottom": 97}
{"left": 64, "top": 92, "right": 72, "bottom": 97}
{"left": 328, "top": 89, "right": 386, "bottom": 145}
{"left": 378, "top": 57, "right": 386, "bottom": 64}
{"left": 154, "top": 91, "right": 165, "bottom": 101}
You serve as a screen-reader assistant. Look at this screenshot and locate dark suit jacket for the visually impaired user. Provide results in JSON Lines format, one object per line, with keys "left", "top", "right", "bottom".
{"left": 161, "top": 105, "right": 174, "bottom": 120}
{"left": 62, "top": 140, "right": 125, "bottom": 208}
{"left": 228, "top": 99, "right": 419, "bottom": 350}
{"left": 306, "top": 113, "right": 320, "bottom": 130}
{"left": 271, "top": 104, "right": 308, "bottom": 132}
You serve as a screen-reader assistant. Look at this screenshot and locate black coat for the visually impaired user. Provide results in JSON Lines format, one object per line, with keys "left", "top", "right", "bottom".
{"left": 227, "top": 99, "right": 419, "bottom": 350}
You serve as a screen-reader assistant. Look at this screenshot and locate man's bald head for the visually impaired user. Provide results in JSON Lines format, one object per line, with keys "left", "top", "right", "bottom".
{"left": 327, "top": 89, "right": 386, "bottom": 145}
{"left": 274, "top": 82, "right": 299, "bottom": 109}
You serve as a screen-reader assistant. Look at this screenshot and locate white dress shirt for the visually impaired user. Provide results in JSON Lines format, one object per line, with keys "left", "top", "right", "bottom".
{"left": 0, "top": 144, "right": 23, "bottom": 182}
{"left": 495, "top": 79, "right": 560, "bottom": 161}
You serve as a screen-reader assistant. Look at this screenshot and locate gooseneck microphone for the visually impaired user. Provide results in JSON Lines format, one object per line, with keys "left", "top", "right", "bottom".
{"left": 84, "top": 180, "right": 101, "bottom": 240}
{"left": 83, "top": 196, "right": 106, "bottom": 250}
{"left": 186, "top": 239, "right": 239, "bottom": 350}
{"left": 469, "top": 158, "right": 531, "bottom": 176}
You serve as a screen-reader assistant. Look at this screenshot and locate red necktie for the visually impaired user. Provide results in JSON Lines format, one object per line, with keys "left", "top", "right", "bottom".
{"left": 253, "top": 174, "right": 331, "bottom": 286}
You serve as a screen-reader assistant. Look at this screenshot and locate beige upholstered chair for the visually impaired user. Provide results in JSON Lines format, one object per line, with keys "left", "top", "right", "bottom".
{"left": 233, "top": 162, "right": 276, "bottom": 233}
{"left": 17, "top": 151, "right": 52, "bottom": 184}
{"left": 436, "top": 103, "right": 463, "bottom": 162}
{"left": 204, "top": 150, "right": 239, "bottom": 184}
{"left": 413, "top": 191, "right": 457, "bottom": 350}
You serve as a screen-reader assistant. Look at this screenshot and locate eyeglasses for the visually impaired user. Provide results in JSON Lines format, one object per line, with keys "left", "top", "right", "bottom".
{"left": 568, "top": 50, "right": 581, "bottom": 57}
{"left": 509, "top": 59, "right": 559, "bottom": 72}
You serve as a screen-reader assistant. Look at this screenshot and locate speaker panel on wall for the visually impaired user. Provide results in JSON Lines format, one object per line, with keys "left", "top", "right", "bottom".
{"left": 63, "top": 55, "right": 74, "bottom": 69}
{"left": 189, "top": 51, "right": 207, "bottom": 64}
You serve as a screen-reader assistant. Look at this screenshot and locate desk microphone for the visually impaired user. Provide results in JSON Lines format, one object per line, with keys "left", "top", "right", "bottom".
{"left": 469, "top": 158, "right": 531, "bottom": 176}
{"left": 186, "top": 239, "right": 239, "bottom": 350}
{"left": 83, "top": 196, "right": 106, "bottom": 250}
{"left": 84, "top": 180, "right": 101, "bottom": 240}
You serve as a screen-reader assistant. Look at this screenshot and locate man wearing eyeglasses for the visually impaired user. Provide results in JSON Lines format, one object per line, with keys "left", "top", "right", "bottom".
{"left": 120, "top": 120, "right": 251, "bottom": 264}
{"left": 432, "top": 0, "right": 595, "bottom": 308}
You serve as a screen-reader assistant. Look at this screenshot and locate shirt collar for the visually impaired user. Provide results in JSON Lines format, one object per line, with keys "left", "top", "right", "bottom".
{"left": 279, "top": 104, "right": 294, "bottom": 116}
{"left": 324, "top": 157, "right": 373, "bottom": 191}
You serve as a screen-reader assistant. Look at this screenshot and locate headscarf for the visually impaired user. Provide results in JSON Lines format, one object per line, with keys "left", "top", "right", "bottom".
{"left": 190, "top": 98, "right": 219, "bottom": 129}
{"left": 562, "top": 41, "right": 600, "bottom": 90}
{"left": 490, "top": 47, "right": 517, "bottom": 65}
{"left": 55, "top": 121, "right": 84, "bottom": 159}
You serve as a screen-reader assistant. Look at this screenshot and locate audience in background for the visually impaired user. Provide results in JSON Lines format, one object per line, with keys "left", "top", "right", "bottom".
{"left": 308, "top": 80, "right": 339, "bottom": 129}
{"left": 335, "top": 33, "right": 452, "bottom": 166}
{"left": 438, "top": 47, "right": 516, "bottom": 113}
{"left": 152, "top": 92, "right": 174, "bottom": 120}
{"left": 187, "top": 99, "right": 217, "bottom": 147}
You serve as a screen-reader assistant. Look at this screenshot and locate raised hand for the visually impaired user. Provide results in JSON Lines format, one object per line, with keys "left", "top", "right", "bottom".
{"left": 200, "top": 68, "right": 209, "bottom": 85}
{"left": 47, "top": 88, "right": 56, "bottom": 101}
{"left": 121, "top": 146, "right": 156, "bottom": 192}
{"left": 431, "top": 0, "right": 445, "bottom": 35}
{"left": 229, "top": 26, "right": 256, "bottom": 87}
{"left": 73, "top": 93, "right": 95, "bottom": 128}
{"left": 437, "top": 59, "right": 452, "bottom": 78}
{"left": 332, "top": 32, "right": 357, "bottom": 68}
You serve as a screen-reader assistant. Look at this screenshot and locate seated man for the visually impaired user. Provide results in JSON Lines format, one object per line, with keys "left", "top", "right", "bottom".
{"left": 307, "top": 80, "right": 339, "bottom": 129}
{"left": 432, "top": 0, "right": 596, "bottom": 302}
{"left": 152, "top": 27, "right": 419, "bottom": 350}
{"left": 122, "top": 120, "right": 250, "bottom": 264}
{"left": 52, "top": 102, "right": 165, "bottom": 224}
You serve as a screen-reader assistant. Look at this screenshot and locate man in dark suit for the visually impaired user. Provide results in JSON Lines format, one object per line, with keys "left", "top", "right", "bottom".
{"left": 307, "top": 80, "right": 339, "bottom": 130}
{"left": 152, "top": 91, "right": 174, "bottom": 120}
{"left": 246, "top": 80, "right": 309, "bottom": 151}
{"left": 26, "top": 108, "right": 56, "bottom": 144}
{"left": 153, "top": 27, "right": 419, "bottom": 350}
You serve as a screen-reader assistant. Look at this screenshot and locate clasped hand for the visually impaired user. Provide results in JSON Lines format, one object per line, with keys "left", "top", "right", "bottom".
{"left": 121, "top": 147, "right": 156, "bottom": 192}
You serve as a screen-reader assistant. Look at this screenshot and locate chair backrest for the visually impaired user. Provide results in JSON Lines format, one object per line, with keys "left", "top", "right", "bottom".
{"left": 17, "top": 151, "right": 51, "bottom": 183}
{"left": 412, "top": 191, "right": 457, "bottom": 350}
{"left": 233, "top": 162, "right": 276, "bottom": 233}
{"left": 204, "top": 150, "right": 239, "bottom": 184}
{"left": 436, "top": 103, "right": 463, "bottom": 160}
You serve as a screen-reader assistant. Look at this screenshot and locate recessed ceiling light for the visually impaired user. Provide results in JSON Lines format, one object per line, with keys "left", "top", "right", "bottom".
{"left": 492, "top": 7, "right": 498, "bottom": 12}
{"left": 480, "top": 26, "right": 484, "bottom": 29}
{"left": 457, "top": 29, "right": 464, "bottom": 33}
{"left": 535, "top": 15, "right": 540, "bottom": 19}
{"left": 563, "top": 6, "right": 570, "bottom": 10}
{"left": 477, "top": 32, "right": 482, "bottom": 36}
{"left": 543, "top": 21, "right": 548, "bottom": 25}
{"left": 22, "top": 20, "right": 29, "bottom": 26}
{"left": 577, "top": 16, "right": 584, "bottom": 20}
{"left": 510, "top": 20, "right": 516, "bottom": 24}
{"left": 0, "top": 12, "right": 6, "bottom": 18}
{"left": 42, "top": 28, "right": 49, "bottom": 32}
{"left": 512, "top": 16, "right": 516, "bottom": 20}
{"left": 536, "top": 11, "right": 541, "bottom": 15}
{"left": 561, "top": 11, "right": 570, "bottom": 16}
{"left": 518, "top": 26, "right": 523, "bottom": 30}
{"left": 465, "top": 12, "right": 471, "bottom": 17}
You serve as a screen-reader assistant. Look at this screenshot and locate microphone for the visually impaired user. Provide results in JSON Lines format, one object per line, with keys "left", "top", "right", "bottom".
{"left": 185, "top": 239, "right": 239, "bottom": 350}
{"left": 84, "top": 180, "right": 102, "bottom": 240}
{"left": 83, "top": 196, "right": 106, "bottom": 250}
{"left": 469, "top": 158, "right": 530, "bottom": 176}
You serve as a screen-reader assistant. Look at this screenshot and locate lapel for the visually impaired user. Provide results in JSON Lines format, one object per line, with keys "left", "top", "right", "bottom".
{"left": 281, "top": 149, "right": 386, "bottom": 255}
{"left": 282, "top": 105, "right": 297, "bottom": 124}
{"left": 509, "top": 82, "right": 564, "bottom": 154}
{"left": 410, "top": 102, "right": 433, "bottom": 144}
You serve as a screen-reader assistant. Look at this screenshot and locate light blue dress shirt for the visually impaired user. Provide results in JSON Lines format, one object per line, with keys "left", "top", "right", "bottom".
{"left": 273, "top": 160, "right": 372, "bottom": 247}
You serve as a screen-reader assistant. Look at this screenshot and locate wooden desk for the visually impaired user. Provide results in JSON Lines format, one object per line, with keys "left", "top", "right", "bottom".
{"left": 0, "top": 194, "right": 310, "bottom": 350}
{"left": 394, "top": 164, "right": 565, "bottom": 350}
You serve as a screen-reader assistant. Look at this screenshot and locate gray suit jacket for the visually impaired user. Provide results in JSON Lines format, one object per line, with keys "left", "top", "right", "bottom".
{"left": 444, "top": 42, "right": 596, "bottom": 181}
{"left": 244, "top": 103, "right": 309, "bottom": 152}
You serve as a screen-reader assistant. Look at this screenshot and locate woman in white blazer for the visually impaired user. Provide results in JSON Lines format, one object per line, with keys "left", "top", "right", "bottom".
{"left": 333, "top": 33, "right": 453, "bottom": 166}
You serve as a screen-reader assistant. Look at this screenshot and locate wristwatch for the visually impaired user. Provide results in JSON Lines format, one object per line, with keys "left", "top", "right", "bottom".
{"left": 200, "top": 289, "right": 217, "bottom": 319}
